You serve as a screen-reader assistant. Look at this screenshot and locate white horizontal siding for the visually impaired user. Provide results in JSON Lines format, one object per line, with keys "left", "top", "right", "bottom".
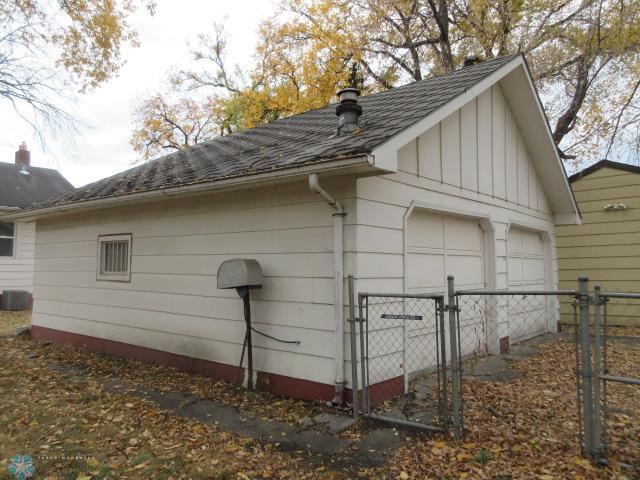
{"left": 0, "top": 221, "right": 35, "bottom": 292}
{"left": 33, "top": 178, "right": 356, "bottom": 385}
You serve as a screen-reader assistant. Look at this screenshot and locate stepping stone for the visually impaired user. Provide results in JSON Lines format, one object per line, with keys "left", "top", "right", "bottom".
{"left": 311, "top": 413, "right": 357, "bottom": 434}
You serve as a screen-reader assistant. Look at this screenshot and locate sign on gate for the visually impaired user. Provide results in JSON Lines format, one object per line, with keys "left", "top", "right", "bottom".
{"left": 381, "top": 314, "right": 423, "bottom": 320}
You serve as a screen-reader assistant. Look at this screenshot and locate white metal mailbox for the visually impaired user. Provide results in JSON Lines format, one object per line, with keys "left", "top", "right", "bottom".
{"left": 217, "top": 259, "right": 263, "bottom": 290}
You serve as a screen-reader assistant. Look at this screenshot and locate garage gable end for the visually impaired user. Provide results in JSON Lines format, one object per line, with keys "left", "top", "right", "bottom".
{"left": 395, "top": 84, "right": 552, "bottom": 215}
{"left": 372, "top": 56, "right": 579, "bottom": 224}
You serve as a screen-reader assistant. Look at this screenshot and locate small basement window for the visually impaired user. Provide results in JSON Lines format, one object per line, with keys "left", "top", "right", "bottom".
{"left": 0, "top": 221, "right": 15, "bottom": 257}
{"left": 97, "top": 234, "right": 132, "bottom": 282}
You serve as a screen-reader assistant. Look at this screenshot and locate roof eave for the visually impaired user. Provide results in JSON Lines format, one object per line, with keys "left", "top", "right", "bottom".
{"left": 569, "top": 159, "right": 640, "bottom": 182}
{"left": 0, "top": 206, "right": 21, "bottom": 213}
{"left": 1, "top": 155, "right": 376, "bottom": 222}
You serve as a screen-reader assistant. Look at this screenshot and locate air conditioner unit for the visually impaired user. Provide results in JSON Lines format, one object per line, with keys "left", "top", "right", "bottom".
{"left": 1, "top": 290, "right": 29, "bottom": 311}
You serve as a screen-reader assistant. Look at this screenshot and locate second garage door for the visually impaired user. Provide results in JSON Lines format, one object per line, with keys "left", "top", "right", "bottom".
{"left": 506, "top": 227, "right": 548, "bottom": 342}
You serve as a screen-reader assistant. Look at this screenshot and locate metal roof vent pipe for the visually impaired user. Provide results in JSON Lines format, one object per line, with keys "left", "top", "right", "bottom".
{"left": 336, "top": 88, "right": 362, "bottom": 135}
{"left": 463, "top": 55, "right": 482, "bottom": 67}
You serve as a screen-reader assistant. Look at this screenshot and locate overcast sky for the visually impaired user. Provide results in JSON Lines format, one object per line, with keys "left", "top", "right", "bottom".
{"left": 0, "top": 1, "right": 274, "bottom": 187}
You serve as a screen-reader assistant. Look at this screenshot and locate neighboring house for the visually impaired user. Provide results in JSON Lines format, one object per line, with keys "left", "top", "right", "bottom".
{"left": 0, "top": 144, "right": 74, "bottom": 304}
{"left": 2, "top": 55, "right": 579, "bottom": 403}
{"left": 558, "top": 160, "right": 640, "bottom": 325}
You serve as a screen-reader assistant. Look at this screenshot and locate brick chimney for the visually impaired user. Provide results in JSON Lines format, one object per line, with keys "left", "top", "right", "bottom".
{"left": 15, "top": 142, "right": 30, "bottom": 168}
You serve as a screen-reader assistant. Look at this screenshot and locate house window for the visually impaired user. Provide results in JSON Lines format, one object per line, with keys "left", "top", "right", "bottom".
{"left": 0, "top": 221, "right": 15, "bottom": 257}
{"left": 97, "top": 234, "right": 132, "bottom": 282}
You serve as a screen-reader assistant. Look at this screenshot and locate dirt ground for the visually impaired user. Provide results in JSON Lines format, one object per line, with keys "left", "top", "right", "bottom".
{"left": 0, "top": 311, "right": 637, "bottom": 479}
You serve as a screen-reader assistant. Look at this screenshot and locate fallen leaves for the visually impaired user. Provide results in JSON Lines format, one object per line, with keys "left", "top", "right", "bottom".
{"left": 1, "top": 312, "right": 637, "bottom": 479}
{"left": 0, "top": 315, "right": 330, "bottom": 479}
{"left": 367, "top": 333, "right": 640, "bottom": 480}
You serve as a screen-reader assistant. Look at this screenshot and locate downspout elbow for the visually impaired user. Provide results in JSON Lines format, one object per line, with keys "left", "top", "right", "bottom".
{"left": 309, "top": 173, "right": 344, "bottom": 214}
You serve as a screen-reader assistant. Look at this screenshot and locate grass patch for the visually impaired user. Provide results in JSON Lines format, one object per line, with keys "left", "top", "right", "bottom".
{"left": 0, "top": 310, "right": 30, "bottom": 335}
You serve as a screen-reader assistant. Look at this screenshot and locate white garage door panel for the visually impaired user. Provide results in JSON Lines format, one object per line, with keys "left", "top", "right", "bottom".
{"left": 445, "top": 217, "right": 483, "bottom": 251}
{"left": 406, "top": 253, "right": 445, "bottom": 289}
{"left": 407, "top": 215, "right": 444, "bottom": 249}
{"left": 508, "top": 228, "right": 545, "bottom": 289}
{"left": 447, "top": 255, "right": 484, "bottom": 287}
{"left": 507, "top": 227, "right": 547, "bottom": 343}
{"left": 523, "top": 258, "right": 544, "bottom": 282}
{"left": 507, "top": 257, "right": 523, "bottom": 282}
{"left": 407, "top": 211, "right": 484, "bottom": 293}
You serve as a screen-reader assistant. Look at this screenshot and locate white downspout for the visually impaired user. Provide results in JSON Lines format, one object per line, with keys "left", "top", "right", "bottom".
{"left": 308, "top": 173, "right": 345, "bottom": 404}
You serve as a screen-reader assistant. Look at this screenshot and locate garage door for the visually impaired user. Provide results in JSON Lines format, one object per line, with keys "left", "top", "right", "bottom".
{"left": 407, "top": 212, "right": 485, "bottom": 292}
{"left": 507, "top": 228, "right": 545, "bottom": 290}
{"left": 507, "top": 227, "right": 547, "bottom": 342}
{"left": 406, "top": 211, "right": 486, "bottom": 358}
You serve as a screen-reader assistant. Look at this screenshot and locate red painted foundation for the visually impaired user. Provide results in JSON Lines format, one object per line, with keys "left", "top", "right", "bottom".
{"left": 499, "top": 335, "right": 510, "bottom": 354}
{"left": 256, "top": 371, "right": 335, "bottom": 402}
{"left": 31, "top": 325, "right": 336, "bottom": 402}
{"left": 31, "top": 325, "right": 406, "bottom": 406}
{"left": 343, "top": 375, "right": 404, "bottom": 408}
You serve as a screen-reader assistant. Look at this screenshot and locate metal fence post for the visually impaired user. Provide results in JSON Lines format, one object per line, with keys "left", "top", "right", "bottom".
{"left": 592, "top": 285, "right": 602, "bottom": 457}
{"left": 578, "top": 275, "right": 594, "bottom": 456}
{"left": 358, "top": 294, "right": 369, "bottom": 413}
{"left": 348, "top": 274, "right": 359, "bottom": 419}
{"left": 447, "top": 275, "right": 462, "bottom": 439}
{"left": 438, "top": 298, "right": 449, "bottom": 429}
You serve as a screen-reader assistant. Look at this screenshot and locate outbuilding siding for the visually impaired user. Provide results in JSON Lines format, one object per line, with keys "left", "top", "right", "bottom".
{"left": 557, "top": 165, "right": 640, "bottom": 325}
{"left": 32, "top": 178, "right": 357, "bottom": 393}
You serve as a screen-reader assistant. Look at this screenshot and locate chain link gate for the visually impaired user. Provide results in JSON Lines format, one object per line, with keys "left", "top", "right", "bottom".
{"left": 350, "top": 287, "right": 449, "bottom": 432}
{"left": 452, "top": 283, "right": 578, "bottom": 439}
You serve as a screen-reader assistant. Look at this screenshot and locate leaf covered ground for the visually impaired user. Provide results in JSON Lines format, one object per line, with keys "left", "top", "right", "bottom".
{"left": 0, "top": 311, "right": 638, "bottom": 479}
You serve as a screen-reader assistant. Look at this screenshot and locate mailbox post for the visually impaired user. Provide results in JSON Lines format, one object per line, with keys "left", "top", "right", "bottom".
{"left": 217, "top": 259, "right": 263, "bottom": 390}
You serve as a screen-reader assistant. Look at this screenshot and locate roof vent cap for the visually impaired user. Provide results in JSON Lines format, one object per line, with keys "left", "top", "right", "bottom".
{"left": 335, "top": 87, "right": 362, "bottom": 135}
{"left": 463, "top": 55, "right": 482, "bottom": 67}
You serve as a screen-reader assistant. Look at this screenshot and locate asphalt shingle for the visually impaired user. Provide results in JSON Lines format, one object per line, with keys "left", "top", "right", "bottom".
{"left": 34, "top": 55, "right": 518, "bottom": 209}
{"left": 0, "top": 163, "right": 74, "bottom": 208}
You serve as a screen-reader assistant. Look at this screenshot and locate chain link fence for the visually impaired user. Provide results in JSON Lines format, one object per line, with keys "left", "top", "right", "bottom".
{"left": 455, "top": 290, "right": 568, "bottom": 357}
{"left": 355, "top": 292, "right": 448, "bottom": 431}
{"left": 453, "top": 287, "right": 577, "bottom": 437}
{"left": 348, "top": 274, "right": 639, "bottom": 471}
{"left": 589, "top": 289, "right": 640, "bottom": 468}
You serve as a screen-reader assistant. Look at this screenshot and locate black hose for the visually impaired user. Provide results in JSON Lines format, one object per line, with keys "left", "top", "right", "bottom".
{"left": 250, "top": 327, "right": 301, "bottom": 345}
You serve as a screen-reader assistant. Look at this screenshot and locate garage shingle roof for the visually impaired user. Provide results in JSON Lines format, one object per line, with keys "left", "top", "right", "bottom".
{"left": 36, "top": 55, "right": 518, "bottom": 209}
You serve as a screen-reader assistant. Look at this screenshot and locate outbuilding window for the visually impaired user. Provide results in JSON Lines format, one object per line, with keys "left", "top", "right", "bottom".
{"left": 0, "top": 221, "right": 15, "bottom": 257}
{"left": 97, "top": 234, "right": 132, "bottom": 282}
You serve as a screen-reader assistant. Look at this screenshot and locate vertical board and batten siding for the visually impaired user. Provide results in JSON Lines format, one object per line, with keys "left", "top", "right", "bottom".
{"left": 0, "top": 221, "right": 36, "bottom": 292}
{"left": 354, "top": 83, "right": 558, "bottom": 376}
{"left": 33, "top": 178, "right": 357, "bottom": 386}
{"left": 557, "top": 166, "right": 640, "bottom": 325}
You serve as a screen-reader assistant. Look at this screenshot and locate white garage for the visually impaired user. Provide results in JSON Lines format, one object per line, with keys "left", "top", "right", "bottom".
{"left": 7, "top": 55, "right": 580, "bottom": 404}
